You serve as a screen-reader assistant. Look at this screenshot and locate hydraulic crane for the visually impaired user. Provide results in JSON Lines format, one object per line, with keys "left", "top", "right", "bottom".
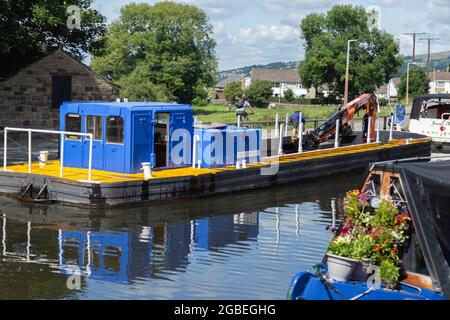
{"left": 301, "top": 93, "right": 379, "bottom": 151}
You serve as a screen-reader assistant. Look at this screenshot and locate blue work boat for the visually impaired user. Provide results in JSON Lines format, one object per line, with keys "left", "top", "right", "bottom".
{"left": 288, "top": 160, "right": 450, "bottom": 300}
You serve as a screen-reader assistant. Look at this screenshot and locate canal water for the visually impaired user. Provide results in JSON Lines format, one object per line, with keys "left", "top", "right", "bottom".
{"left": 0, "top": 171, "right": 365, "bottom": 300}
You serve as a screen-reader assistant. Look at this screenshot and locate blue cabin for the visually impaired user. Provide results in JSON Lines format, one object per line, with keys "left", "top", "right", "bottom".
{"left": 60, "top": 102, "right": 193, "bottom": 174}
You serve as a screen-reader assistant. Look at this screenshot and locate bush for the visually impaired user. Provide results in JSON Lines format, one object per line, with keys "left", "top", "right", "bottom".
{"left": 223, "top": 81, "right": 243, "bottom": 104}
{"left": 284, "top": 88, "right": 295, "bottom": 103}
{"left": 245, "top": 80, "right": 273, "bottom": 107}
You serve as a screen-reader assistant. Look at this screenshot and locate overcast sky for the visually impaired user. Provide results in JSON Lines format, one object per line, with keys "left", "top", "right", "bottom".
{"left": 92, "top": 0, "right": 450, "bottom": 71}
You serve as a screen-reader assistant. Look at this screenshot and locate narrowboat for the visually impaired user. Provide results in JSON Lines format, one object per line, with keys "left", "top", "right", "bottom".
{"left": 408, "top": 94, "right": 450, "bottom": 147}
{"left": 0, "top": 96, "right": 432, "bottom": 207}
{"left": 287, "top": 159, "right": 450, "bottom": 300}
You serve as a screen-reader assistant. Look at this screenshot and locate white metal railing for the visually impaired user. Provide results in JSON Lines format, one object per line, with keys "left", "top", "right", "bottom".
{"left": 264, "top": 116, "right": 386, "bottom": 161}
{"left": 3, "top": 127, "right": 94, "bottom": 182}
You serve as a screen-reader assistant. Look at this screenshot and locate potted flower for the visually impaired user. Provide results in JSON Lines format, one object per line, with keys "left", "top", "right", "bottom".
{"left": 326, "top": 189, "right": 411, "bottom": 287}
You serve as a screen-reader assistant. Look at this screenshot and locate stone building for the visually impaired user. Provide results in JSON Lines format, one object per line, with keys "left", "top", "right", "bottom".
{"left": 0, "top": 48, "right": 119, "bottom": 129}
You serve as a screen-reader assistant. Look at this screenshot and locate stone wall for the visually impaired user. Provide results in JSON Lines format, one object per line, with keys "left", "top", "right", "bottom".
{"left": 0, "top": 49, "right": 119, "bottom": 129}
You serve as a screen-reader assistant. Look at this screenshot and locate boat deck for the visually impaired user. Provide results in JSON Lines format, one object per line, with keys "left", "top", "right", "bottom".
{"left": 3, "top": 138, "right": 429, "bottom": 184}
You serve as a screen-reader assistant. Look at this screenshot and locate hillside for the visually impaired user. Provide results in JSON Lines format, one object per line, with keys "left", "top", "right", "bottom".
{"left": 218, "top": 50, "right": 450, "bottom": 83}
{"left": 219, "top": 61, "right": 298, "bottom": 80}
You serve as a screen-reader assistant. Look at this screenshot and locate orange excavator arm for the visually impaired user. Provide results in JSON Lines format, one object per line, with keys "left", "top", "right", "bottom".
{"left": 302, "top": 93, "right": 379, "bottom": 150}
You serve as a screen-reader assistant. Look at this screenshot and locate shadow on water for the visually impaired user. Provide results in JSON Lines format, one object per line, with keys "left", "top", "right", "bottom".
{"left": 0, "top": 169, "right": 367, "bottom": 300}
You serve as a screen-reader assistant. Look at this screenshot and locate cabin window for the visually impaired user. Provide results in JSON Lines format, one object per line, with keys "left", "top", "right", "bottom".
{"left": 106, "top": 116, "right": 124, "bottom": 144}
{"left": 65, "top": 114, "right": 81, "bottom": 140}
{"left": 51, "top": 75, "right": 72, "bottom": 109}
{"left": 86, "top": 116, "right": 103, "bottom": 141}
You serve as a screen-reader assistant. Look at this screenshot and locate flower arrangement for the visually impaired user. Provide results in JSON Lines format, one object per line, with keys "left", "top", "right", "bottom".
{"left": 327, "top": 189, "right": 411, "bottom": 288}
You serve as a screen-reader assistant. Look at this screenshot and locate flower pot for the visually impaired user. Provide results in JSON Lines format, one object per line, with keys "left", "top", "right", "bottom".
{"left": 326, "top": 253, "right": 361, "bottom": 281}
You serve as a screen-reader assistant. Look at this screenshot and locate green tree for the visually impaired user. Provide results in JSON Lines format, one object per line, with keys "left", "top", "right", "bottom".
{"left": 397, "top": 68, "right": 430, "bottom": 101}
{"left": 284, "top": 88, "right": 295, "bottom": 103}
{"left": 0, "top": 0, "right": 106, "bottom": 78}
{"left": 298, "top": 5, "right": 403, "bottom": 98}
{"left": 91, "top": 2, "right": 217, "bottom": 103}
{"left": 223, "top": 81, "right": 243, "bottom": 103}
{"left": 245, "top": 80, "right": 273, "bottom": 107}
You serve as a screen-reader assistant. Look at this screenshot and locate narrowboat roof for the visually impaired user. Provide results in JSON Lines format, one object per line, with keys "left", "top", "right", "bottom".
{"left": 61, "top": 101, "right": 192, "bottom": 111}
{"left": 372, "top": 160, "right": 450, "bottom": 299}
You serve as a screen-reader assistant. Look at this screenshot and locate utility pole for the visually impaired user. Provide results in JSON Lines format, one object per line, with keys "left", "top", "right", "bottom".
{"left": 403, "top": 32, "right": 426, "bottom": 62}
{"left": 419, "top": 36, "right": 440, "bottom": 71}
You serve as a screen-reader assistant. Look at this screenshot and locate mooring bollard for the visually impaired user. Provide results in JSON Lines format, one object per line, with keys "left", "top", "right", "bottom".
{"left": 237, "top": 115, "right": 241, "bottom": 128}
{"left": 39, "top": 150, "right": 49, "bottom": 168}
{"left": 389, "top": 115, "right": 394, "bottom": 140}
{"left": 141, "top": 162, "right": 152, "bottom": 180}
{"left": 334, "top": 119, "right": 340, "bottom": 148}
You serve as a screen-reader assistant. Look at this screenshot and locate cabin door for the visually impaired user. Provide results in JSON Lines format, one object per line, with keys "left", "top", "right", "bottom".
{"left": 154, "top": 113, "right": 170, "bottom": 168}
{"left": 132, "top": 114, "right": 153, "bottom": 173}
{"left": 63, "top": 113, "right": 83, "bottom": 168}
{"left": 105, "top": 116, "right": 125, "bottom": 173}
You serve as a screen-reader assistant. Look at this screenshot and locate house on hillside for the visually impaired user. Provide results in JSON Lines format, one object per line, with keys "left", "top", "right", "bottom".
{"left": 429, "top": 71, "right": 450, "bottom": 94}
{"left": 250, "top": 68, "right": 308, "bottom": 98}
{"left": 214, "top": 74, "right": 247, "bottom": 100}
{"left": 0, "top": 48, "right": 119, "bottom": 129}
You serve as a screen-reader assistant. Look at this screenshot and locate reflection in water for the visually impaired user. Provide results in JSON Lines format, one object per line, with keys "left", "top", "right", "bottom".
{"left": 0, "top": 172, "right": 365, "bottom": 299}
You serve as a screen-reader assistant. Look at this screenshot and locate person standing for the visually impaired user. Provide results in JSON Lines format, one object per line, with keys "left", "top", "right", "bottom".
{"left": 290, "top": 111, "right": 306, "bottom": 139}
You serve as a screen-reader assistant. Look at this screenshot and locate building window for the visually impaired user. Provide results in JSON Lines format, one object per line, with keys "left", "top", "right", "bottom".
{"left": 273, "top": 82, "right": 280, "bottom": 88}
{"left": 86, "top": 116, "right": 103, "bottom": 141}
{"left": 106, "top": 116, "right": 124, "bottom": 144}
{"left": 65, "top": 114, "right": 81, "bottom": 140}
{"left": 51, "top": 75, "right": 72, "bottom": 109}
{"left": 436, "top": 81, "right": 445, "bottom": 88}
